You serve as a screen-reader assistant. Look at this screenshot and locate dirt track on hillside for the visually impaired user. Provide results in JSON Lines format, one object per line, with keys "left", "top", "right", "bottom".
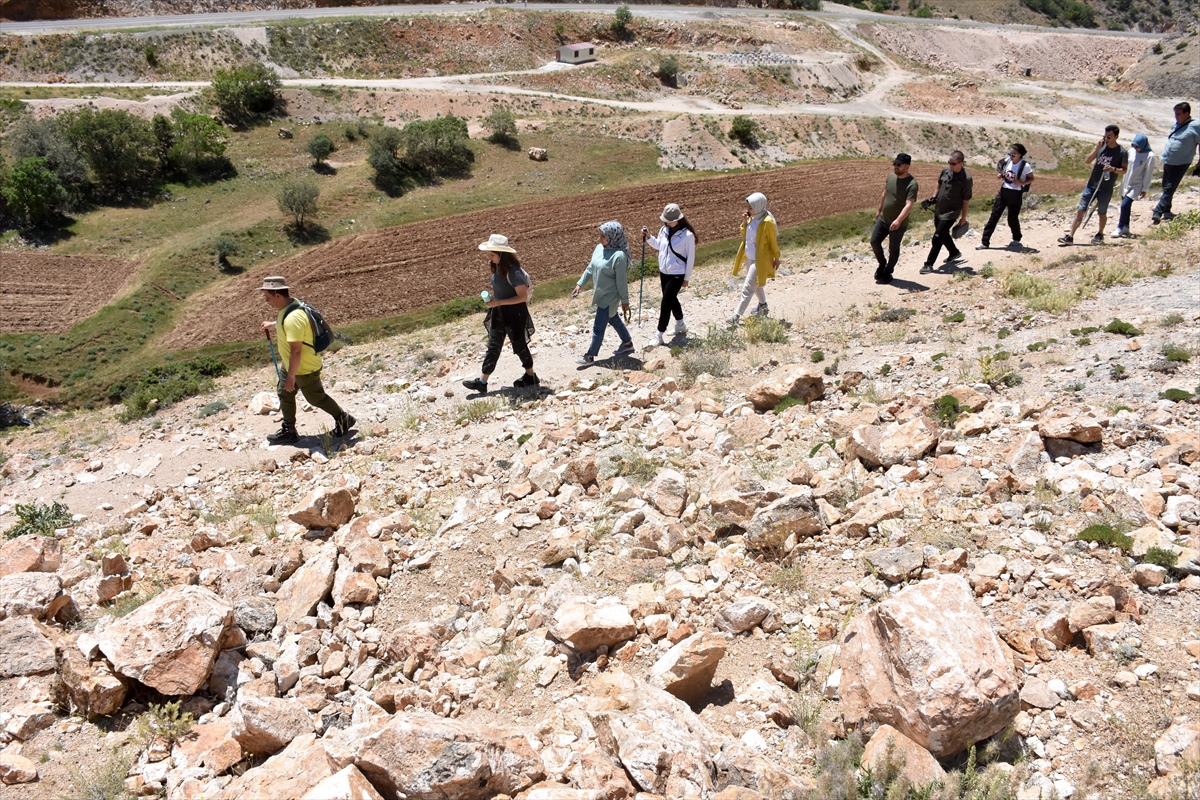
{"left": 0, "top": 253, "right": 139, "bottom": 334}
{"left": 149, "top": 161, "right": 1079, "bottom": 350}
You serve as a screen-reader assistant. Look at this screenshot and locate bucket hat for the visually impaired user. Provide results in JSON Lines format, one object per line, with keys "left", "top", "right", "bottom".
{"left": 660, "top": 203, "right": 683, "bottom": 223}
{"left": 478, "top": 234, "right": 517, "bottom": 253}
{"left": 259, "top": 276, "right": 289, "bottom": 292}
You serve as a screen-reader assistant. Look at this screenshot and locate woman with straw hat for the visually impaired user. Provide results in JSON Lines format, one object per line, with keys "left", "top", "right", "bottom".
{"left": 572, "top": 221, "right": 635, "bottom": 365}
{"left": 462, "top": 234, "right": 538, "bottom": 394}
{"left": 642, "top": 202, "right": 697, "bottom": 347}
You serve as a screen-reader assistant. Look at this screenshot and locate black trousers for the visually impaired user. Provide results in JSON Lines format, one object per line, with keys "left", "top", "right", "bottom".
{"left": 870, "top": 216, "right": 906, "bottom": 277}
{"left": 925, "top": 217, "right": 962, "bottom": 265}
{"left": 481, "top": 319, "right": 533, "bottom": 375}
{"left": 657, "top": 272, "right": 685, "bottom": 332}
{"left": 982, "top": 187, "right": 1024, "bottom": 245}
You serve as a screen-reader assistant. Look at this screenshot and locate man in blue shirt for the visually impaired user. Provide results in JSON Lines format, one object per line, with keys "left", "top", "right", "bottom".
{"left": 1152, "top": 102, "right": 1200, "bottom": 224}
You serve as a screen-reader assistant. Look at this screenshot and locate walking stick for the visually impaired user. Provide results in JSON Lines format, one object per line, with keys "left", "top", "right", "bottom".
{"left": 638, "top": 238, "right": 645, "bottom": 327}
{"left": 265, "top": 329, "right": 283, "bottom": 384}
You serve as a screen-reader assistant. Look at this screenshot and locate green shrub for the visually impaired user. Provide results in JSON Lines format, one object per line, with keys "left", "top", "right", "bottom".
{"left": 9, "top": 116, "right": 91, "bottom": 209}
{"left": 1142, "top": 547, "right": 1178, "bottom": 568}
{"left": 211, "top": 61, "right": 280, "bottom": 126}
{"left": 482, "top": 106, "right": 519, "bottom": 148}
{"left": 810, "top": 350, "right": 825, "bottom": 363}
{"left": 197, "top": 400, "right": 228, "bottom": 418}
{"left": 1104, "top": 318, "right": 1143, "bottom": 336}
{"left": 4, "top": 501, "right": 73, "bottom": 539}
{"left": 744, "top": 315, "right": 789, "bottom": 344}
{"left": 1, "top": 156, "right": 66, "bottom": 229}
{"left": 656, "top": 55, "right": 679, "bottom": 86}
{"left": 62, "top": 753, "right": 134, "bottom": 800}
{"left": 1077, "top": 524, "right": 1133, "bottom": 552}
{"left": 160, "top": 108, "right": 230, "bottom": 181}
{"left": 943, "top": 311, "right": 966, "bottom": 324}
{"left": 1159, "top": 312, "right": 1185, "bottom": 328}
{"left": 307, "top": 133, "right": 335, "bottom": 165}
{"left": 400, "top": 115, "right": 473, "bottom": 179}
{"left": 997, "top": 328, "right": 1010, "bottom": 339}
{"left": 1160, "top": 388, "right": 1194, "bottom": 402}
{"left": 61, "top": 107, "right": 160, "bottom": 204}
{"left": 117, "top": 356, "right": 229, "bottom": 421}
{"left": 1162, "top": 343, "right": 1192, "bottom": 362}
{"left": 873, "top": 307, "right": 914, "bottom": 323}
{"left": 775, "top": 396, "right": 804, "bottom": 414}
{"left": 277, "top": 178, "right": 319, "bottom": 230}
{"left": 367, "top": 125, "right": 405, "bottom": 194}
{"left": 680, "top": 350, "right": 730, "bottom": 387}
{"left": 432, "top": 295, "right": 486, "bottom": 324}
{"left": 729, "top": 116, "right": 759, "bottom": 147}
{"left": 1109, "top": 363, "right": 1127, "bottom": 380}
{"left": 933, "top": 394, "right": 961, "bottom": 426}
{"left": 214, "top": 235, "right": 239, "bottom": 266}
{"left": 611, "top": 4, "right": 633, "bottom": 35}
{"left": 136, "top": 700, "right": 195, "bottom": 746}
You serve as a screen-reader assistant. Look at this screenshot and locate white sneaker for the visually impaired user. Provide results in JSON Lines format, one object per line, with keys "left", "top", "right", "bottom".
{"left": 674, "top": 319, "right": 687, "bottom": 335}
{"left": 651, "top": 331, "right": 665, "bottom": 347}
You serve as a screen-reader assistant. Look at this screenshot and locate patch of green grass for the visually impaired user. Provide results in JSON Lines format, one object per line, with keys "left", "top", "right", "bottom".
{"left": 933, "top": 394, "right": 961, "bottom": 427}
{"left": 1069, "top": 326, "right": 1101, "bottom": 335}
{"left": 1027, "top": 341, "right": 1048, "bottom": 352}
{"left": 943, "top": 311, "right": 966, "bottom": 324}
{"left": 62, "top": 752, "right": 135, "bottom": 800}
{"left": 774, "top": 396, "right": 804, "bottom": 414}
{"left": 1077, "top": 524, "right": 1133, "bottom": 552}
{"left": 872, "top": 307, "right": 914, "bottom": 323}
{"left": 996, "top": 328, "right": 1010, "bottom": 339}
{"left": 1159, "top": 312, "right": 1185, "bottom": 328}
{"left": 771, "top": 564, "right": 805, "bottom": 592}
{"left": 610, "top": 445, "right": 660, "bottom": 483}
{"left": 1147, "top": 208, "right": 1199, "bottom": 240}
{"left": 197, "top": 400, "right": 228, "bottom": 418}
{"left": 810, "top": 350, "right": 825, "bottom": 363}
{"left": 931, "top": 352, "right": 948, "bottom": 361}
{"left": 1003, "top": 271, "right": 1080, "bottom": 312}
{"left": 1104, "top": 318, "right": 1143, "bottom": 337}
{"left": 105, "top": 582, "right": 164, "bottom": 617}
{"left": 743, "top": 315, "right": 789, "bottom": 344}
{"left": 1110, "top": 364, "right": 1128, "bottom": 381}
{"left": 1079, "top": 260, "right": 1134, "bottom": 289}
{"left": 1162, "top": 343, "right": 1192, "bottom": 362}
{"left": 1142, "top": 546, "right": 1178, "bottom": 569}
{"left": 116, "top": 355, "right": 230, "bottom": 422}
{"left": 4, "top": 501, "right": 73, "bottom": 539}
{"left": 1160, "top": 388, "right": 1194, "bottom": 402}
{"left": 455, "top": 397, "right": 502, "bottom": 424}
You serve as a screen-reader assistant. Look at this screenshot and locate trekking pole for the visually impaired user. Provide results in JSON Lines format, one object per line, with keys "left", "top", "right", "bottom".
{"left": 265, "top": 329, "right": 283, "bottom": 384}
{"left": 638, "top": 238, "right": 645, "bottom": 327}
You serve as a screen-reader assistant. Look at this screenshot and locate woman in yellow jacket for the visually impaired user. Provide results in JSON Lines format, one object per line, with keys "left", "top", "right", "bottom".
{"left": 728, "top": 192, "right": 781, "bottom": 326}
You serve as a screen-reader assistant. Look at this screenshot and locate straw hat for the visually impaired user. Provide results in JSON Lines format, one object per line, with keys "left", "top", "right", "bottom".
{"left": 258, "top": 276, "right": 289, "bottom": 291}
{"left": 478, "top": 234, "right": 517, "bottom": 253}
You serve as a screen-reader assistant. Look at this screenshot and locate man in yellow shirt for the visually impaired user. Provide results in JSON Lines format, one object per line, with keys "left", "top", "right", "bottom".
{"left": 259, "top": 276, "right": 354, "bottom": 445}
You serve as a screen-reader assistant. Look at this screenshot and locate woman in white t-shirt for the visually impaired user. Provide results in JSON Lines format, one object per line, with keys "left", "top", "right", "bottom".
{"left": 978, "top": 143, "right": 1034, "bottom": 250}
{"left": 642, "top": 203, "right": 697, "bottom": 347}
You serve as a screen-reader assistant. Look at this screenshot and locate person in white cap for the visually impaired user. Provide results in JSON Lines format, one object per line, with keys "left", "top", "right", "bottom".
{"left": 462, "top": 235, "right": 538, "bottom": 395}
{"left": 728, "top": 192, "right": 779, "bottom": 325}
{"left": 258, "top": 276, "right": 354, "bottom": 445}
{"left": 642, "top": 202, "right": 697, "bottom": 347}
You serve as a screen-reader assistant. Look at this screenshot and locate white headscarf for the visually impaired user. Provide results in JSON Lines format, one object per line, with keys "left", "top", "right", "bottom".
{"left": 746, "top": 192, "right": 768, "bottom": 222}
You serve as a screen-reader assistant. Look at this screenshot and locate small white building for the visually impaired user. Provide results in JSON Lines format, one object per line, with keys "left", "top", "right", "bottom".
{"left": 556, "top": 43, "right": 597, "bottom": 65}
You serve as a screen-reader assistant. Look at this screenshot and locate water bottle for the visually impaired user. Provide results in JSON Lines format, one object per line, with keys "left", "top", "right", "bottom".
{"left": 481, "top": 291, "right": 490, "bottom": 302}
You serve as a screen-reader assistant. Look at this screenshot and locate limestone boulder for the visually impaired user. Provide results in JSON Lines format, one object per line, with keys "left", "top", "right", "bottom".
{"left": 59, "top": 647, "right": 128, "bottom": 717}
{"left": 745, "top": 366, "right": 825, "bottom": 412}
{"left": 865, "top": 545, "right": 925, "bottom": 583}
{"left": 562, "top": 457, "right": 599, "bottom": 486}
{"left": 839, "top": 574, "right": 1019, "bottom": 757}
{"left": 0, "top": 534, "right": 62, "bottom": 578}
{"left": 249, "top": 392, "right": 280, "bottom": 414}
{"left": 846, "top": 417, "right": 940, "bottom": 469}
{"left": 1005, "top": 431, "right": 1045, "bottom": 476}
{"left": 175, "top": 720, "right": 244, "bottom": 775}
{"left": 1154, "top": 720, "right": 1199, "bottom": 777}
{"left": 288, "top": 487, "right": 355, "bottom": 530}
{"left": 0, "top": 617, "right": 56, "bottom": 677}
{"left": 0, "top": 572, "right": 64, "bottom": 619}
{"left": 861, "top": 725, "right": 946, "bottom": 789}
{"left": 550, "top": 598, "right": 636, "bottom": 652}
{"left": 742, "top": 488, "right": 824, "bottom": 553}
{"left": 343, "top": 710, "right": 544, "bottom": 799}
{"left": 299, "top": 765, "right": 386, "bottom": 800}
{"left": 528, "top": 461, "right": 563, "bottom": 496}
{"left": 1038, "top": 413, "right": 1102, "bottom": 443}
{"left": 217, "top": 733, "right": 338, "bottom": 799}
{"left": 650, "top": 631, "right": 727, "bottom": 705}
{"left": 97, "top": 585, "right": 233, "bottom": 695}
{"left": 235, "top": 598, "right": 277, "bottom": 634}
{"left": 0, "top": 752, "right": 38, "bottom": 785}
{"left": 648, "top": 469, "right": 688, "bottom": 518}
{"left": 231, "top": 695, "right": 314, "bottom": 755}
{"left": 715, "top": 597, "right": 778, "bottom": 634}
{"left": 1067, "top": 595, "right": 1116, "bottom": 633}
{"left": 275, "top": 545, "right": 338, "bottom": 628}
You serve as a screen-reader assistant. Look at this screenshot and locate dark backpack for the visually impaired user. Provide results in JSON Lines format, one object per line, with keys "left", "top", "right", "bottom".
{"left": 284, "top": 300, "right": 334, "bottom": 353}
{"left": 999, "top": 158, "right": 1031, "bottom": 193}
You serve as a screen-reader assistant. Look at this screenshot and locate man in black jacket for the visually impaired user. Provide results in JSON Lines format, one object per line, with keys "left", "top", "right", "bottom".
{"left": 921, "top": 150, "right": 972, "bottom": 274}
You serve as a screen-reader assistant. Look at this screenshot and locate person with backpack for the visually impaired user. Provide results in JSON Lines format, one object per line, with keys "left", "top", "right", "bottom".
{"left": 462, "top": 235, "right": 539, "bottom": 394}
{"left": 1151, "top": 101, "right": 1200, "bottom": 225}
{"left": 642, "top": 203, "right": 696, "bottom": 347}
{"left": 1059, "top": 125, "right": 1127, "bottom": 245}
{"left": 920, "top": 149, "right": 972, "bottom": 274}
{"left": 259, "top": 276, "right": 354, "bottom": 445}
{"left": 728, "top": 192, "right": 780, "bottom": 324}
{"left": 1115, "top": 134, "right": 1157, "bottom": 238}
{"left": 572, "top": 221, "right": 636, "bottom": 365}
{"left": 977, "top": 143, "right": 1034, "bottom": 250}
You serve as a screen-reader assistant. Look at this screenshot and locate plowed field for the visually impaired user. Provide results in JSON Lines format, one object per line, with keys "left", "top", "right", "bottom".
{"left": 151, "top": 161, "right": 1077, "bottom": 350}
{"left": 0, "top": 253, "right": 139, "bottom": 334}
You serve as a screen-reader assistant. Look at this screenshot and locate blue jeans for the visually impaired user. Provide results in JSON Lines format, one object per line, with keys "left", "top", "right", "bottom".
{"left": 588, "top": 305, "right": 630, "bottom": 357}
{"left": 1117, "top": 196, "right": 1135, "bottom": 231}
{"left": 1153, "top": 162, "right": 1190, "bottom": 218}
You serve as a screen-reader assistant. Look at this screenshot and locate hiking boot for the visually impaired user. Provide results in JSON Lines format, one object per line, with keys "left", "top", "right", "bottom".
{"left": 1058, "top": 234, "right": 1074, "bottom": 245}
{"left": 462, "top": 378, "right": 488, "bottom": 394}
{"left": 1163, "top": 211, "right": 1177, "bottom": 222}
{"left": 1151, "top": 214, "right": 1162, "bottom": 225}
{"left": 1091, "top": 232, "right": 1104, "bottom": 243}
{"left": 944, "top": 252, "right": 963, "bottom": 264}
{"left": 333, "top": 413, "right": 356, "bottom": 437}
{"left": 576, "top": 354, "right": 595, "bottom": 366}
{"left": 875, "top": 273, "right": 893, "bottom": 285}
{"left": 919, "top": 262, "right": 935, "bottom": 275}
{"left": 752, "top": 304, "right": 769, "bottom": 317}
{"left": 651, "top": 330, "right": 666, "bottom": 347}
{"left": 267, "top": 423, "right": 299, "bottom": 445}
{"left": 513, "top": 373, "right": 540, "bottom": 388}
{"left": 1007, "top": 240, "right": 1023, "bottom": 250}
{"left": 614, "top": 340, "right": 635, "bottom": 357}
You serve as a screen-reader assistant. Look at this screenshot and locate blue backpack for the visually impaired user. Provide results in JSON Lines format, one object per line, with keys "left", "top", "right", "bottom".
{"left": 284, "top": 300, "right": 334, "bottom": 353}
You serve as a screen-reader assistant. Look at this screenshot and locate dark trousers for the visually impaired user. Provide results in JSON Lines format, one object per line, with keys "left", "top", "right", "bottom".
{"left": 925, "top": 217, "right": 962, "bottom": 266}
{"left": 279, "top": 370, "right": 344, "bottom": 427}
{"left": 588, "top": 305, "right": 631, "bottom": 357}
{"left": 657, "top": 272, "right": 685, "bottom": 332}
{"left": 1118, "top": 195, "right": 1135, "bottom": 231}
{"left": 870, "top": 216, "right": 906, "bottom": 277}
{"left": 482, "top": 320, "right": 533, "bottom": 375}
{"left": 1153, "top": 162, "right": 1190, "bottom": 218}
{"left": 981, "top": 187, "right": 1024, "bottom": 245}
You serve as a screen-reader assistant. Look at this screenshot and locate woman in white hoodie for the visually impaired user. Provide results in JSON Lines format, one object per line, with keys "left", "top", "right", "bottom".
{"left": 642, "top": 203, "right": 697, "bottom": 347}
{"left": 1115, "top": 133, "right": 1157, "bottom": 238}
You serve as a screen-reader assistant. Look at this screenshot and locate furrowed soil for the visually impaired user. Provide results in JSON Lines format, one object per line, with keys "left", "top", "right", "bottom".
{"left": 0, "top": 252, "right": 140, "bottom": 334}
{"left": 156, "top": 160, "right": 1083, "bottom": 351}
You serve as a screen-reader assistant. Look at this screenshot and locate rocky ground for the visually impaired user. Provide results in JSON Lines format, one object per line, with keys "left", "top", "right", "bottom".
{"left": 1, "top": 201, "right": 1198, "bottom": 798}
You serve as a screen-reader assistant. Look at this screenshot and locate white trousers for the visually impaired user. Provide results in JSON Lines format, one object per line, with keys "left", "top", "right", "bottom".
{"left": 734, "top": 264, "right": 768, "bottom": 317}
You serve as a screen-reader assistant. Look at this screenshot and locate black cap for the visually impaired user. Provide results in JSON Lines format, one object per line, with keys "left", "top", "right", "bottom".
{"left": 893, "top": 153, "right": 912, "bottom": 166}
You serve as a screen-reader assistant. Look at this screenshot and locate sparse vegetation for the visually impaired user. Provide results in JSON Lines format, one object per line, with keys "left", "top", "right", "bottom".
{"left": 729, "top": 116, "right": 760, "bottom": 147}
{"left": 1077, "top": 524, "right": 1133, "bottom": 552}
{"left": 211, "top": 61, "right": 280, "bottom": 126}
{"left": 4, "top": 500, "right": 73, "bottom": 539}
{"left": 1161, "top": 343, "right": 1192, "bottom": 362}
{"left": 743, "top": 315, "right": 789, "bottom": 344}
{"left": 1104, "top": 318, "right": 1143, "bottom": 337}
{"left": 933, "top": 394, "right": 962, "bottom": 426}
{"left": 455, "top": 397, "right": 502, "bottom": 424}
{"left": 482, "top": 106, "right": 519, "bottom": 149}
{"left": 277, "top": 178, "right": 320, "bottom": 231}
{"left": 1160, "top": 388, "right": 1194, "bottom": 402}
{"left": 1142, "top": 546, "right": 1178, "bottom": 569}
{"left": 811, "top": 350, "right": 825, "bottom": 362}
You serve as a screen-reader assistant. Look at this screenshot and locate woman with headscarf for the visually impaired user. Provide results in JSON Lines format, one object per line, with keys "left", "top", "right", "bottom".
{"left": 462, "top": 234, "right": 538, "bottom": 395}
{"left": 1115, "top": 134, "right": 1157, "bottom": 238}
{"left": 728, "top": 192, "right": 780, "bottom": 326}
{"left": 642, "top": 202, "right": 697, "bottom": 347}
{"left": 571, "top": 221, "right": 635, "bottom": 364}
